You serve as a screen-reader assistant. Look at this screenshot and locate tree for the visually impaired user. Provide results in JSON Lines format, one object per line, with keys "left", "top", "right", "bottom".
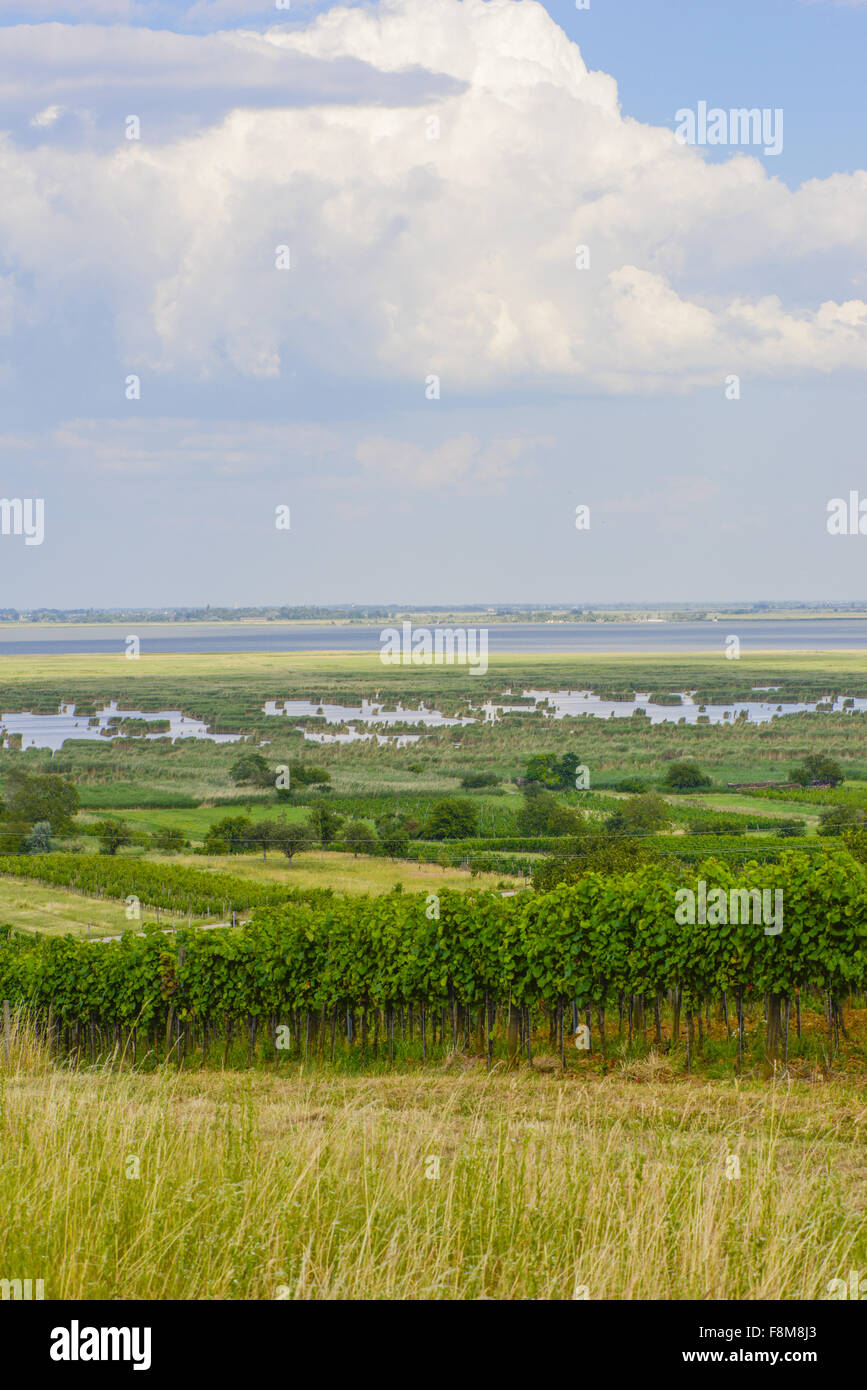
{"left": 790, "top": 754, "right": 844, "bottom": 787}
{"left": 662, "top": 761, "right": 711, "bottom": 791}
{"left": 523, "top": 753, "right": 561, "bottom": 788}
{"left": 516, "top": 792, "right": 584, "bottom": 836}
{"left": 3, "top": 770, "right": 79, "bottom": 835}
{"left": 0, "top": 818, "right": 28, "bottom": 853}
{"left": 425, "top": 798, "right": 479, "bottom": 840}
{"left": 342, "top": 820, "right": 378, "bottom": 857}
{"left": 377, "top": 817, "right": 409, "bottom": 860}
{"left": 229, "top": 752, "right": 273, "bottom": 788}
{"left": 275, "top": 763, "right": 332, "bottom": 801}
{"left": 607, "top": 793, "right": 672, "bottom": 835}
{"left": 309, "top": 804, "right": 344, "bottom": 846}
{"left": 152, "top": 827, "right": 186, "bottom": 853}
{"left": 92, "top": 819, "right": 132, "bottom": 856}
{"left": 24, "top": 821, "right": 52, "bottom": 854}
{"left": 204, "top": 815, "right": 253, "bottom": 854}
{"left": 272, "top": 818, "right": 315, "bottom": 863}
{"left": 523, "top": 752, "right": 583, "bottom": 791}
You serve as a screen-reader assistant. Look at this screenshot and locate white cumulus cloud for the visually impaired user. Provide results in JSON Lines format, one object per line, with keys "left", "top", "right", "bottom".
{"left": 0, "top": 0, "right": 865, "bottom": 394}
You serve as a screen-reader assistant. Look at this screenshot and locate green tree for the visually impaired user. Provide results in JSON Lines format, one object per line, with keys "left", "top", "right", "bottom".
{"left": 790, "top": 754, "right": 845, "bottom": 787}
{"left": 204, "top": 815, "right": 253, "bottom": 854}
{"left": 24, "top": 820, "right": 52, "bottom": 854}
{"left": 425, "top": 799, "right": 479, "bottom": 840}
{"left": 342, "top": 820, "right": 378, "bottom": 857}
{"left": 272, "top": 818, "right": 315, "bottom": 863}
{"left": 309, "top": 804, "right": 345, "bottom": 846}
{"left": 377, "top": 817, "right": 409, "bottom": 860}
{"left": 152, "top": 827, "right": 185, "bottom": 853}
{"left": 92, "top": 819, "right": 132, "bottom": 856}
{"left": 662, "top": 761, "right": 712, "bottom": 791}
{"left": 516, "top": 792, "right": 584, "bottom": 836}
{"left": 607, "top": 793, "right": 672, "bottom": 835}
{"left": 229, "top": 752, "right": 273, "bottom": 788}
{"left": 523, "top": 752, "right": 583, "bottom": 790}
{"left": 3, "top": 770, "right": 79, "bottom": 835}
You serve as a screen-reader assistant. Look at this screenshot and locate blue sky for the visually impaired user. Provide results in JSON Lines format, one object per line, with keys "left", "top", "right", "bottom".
{"left": 0, "top": 0, "right": 865, "bottom": 607}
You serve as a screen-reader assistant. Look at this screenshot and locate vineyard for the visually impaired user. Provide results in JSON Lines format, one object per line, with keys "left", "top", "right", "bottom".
{"left": 2, "top": 849, "right": 865, "bottom": 1072}
{"left": 0, "top": 854, "right": 332, "bottom": 918}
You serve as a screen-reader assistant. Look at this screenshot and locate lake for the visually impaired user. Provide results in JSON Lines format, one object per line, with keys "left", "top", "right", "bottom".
{"left": 1, "top": 619, "right": 866, "bottom": 656}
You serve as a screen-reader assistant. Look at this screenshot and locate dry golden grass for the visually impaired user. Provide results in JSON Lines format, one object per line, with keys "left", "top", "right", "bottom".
{"left": 1, "top": 1017, "right": 864, "bottom": 1300}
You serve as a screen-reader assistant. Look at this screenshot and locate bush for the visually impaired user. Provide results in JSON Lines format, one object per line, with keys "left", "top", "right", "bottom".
{"left": 425, "top": 799, "right": 479, "bottom": 840}
{"left": 24, "top": 821, "right": 53, "bottom": 854}
{"left": 607, "top": 794, "right": 672, "bottom": 835}
{"left": 663, "top": 761, "right": 712, "bottom": 791}
{"left": 776, "top": 819, "right": 807, "bottom": 838}
{"left": 818, "top": 806, "right": 865, "bottom": 837}
{"left": 516, "top": 792, "right": 584, "bottom": 837}
{"left": 152, "top": 827, "right": 186, "bottom": 853}
{"left": 688, "top": 816, "right": 746, "bottom": 837}
{"left": 229, "top": 753, "right": 273, "bottom": 788}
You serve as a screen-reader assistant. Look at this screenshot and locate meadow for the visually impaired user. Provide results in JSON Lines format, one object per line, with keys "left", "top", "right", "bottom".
{"left": 1, "top": 1016, "right": 864, "bottom": 1301}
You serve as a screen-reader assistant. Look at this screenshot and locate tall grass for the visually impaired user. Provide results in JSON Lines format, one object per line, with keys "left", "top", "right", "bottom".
{"left": 0, "top": 1014, "right": 863, "bottom": 1300}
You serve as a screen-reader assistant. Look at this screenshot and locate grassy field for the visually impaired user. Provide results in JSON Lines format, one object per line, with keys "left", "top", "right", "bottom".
{"left": 2, "top": 647, "right": 867, "bottom": 683}
{"left": 1, "top": 1018, "right": 864, "bottom": 1300}
{"left": 150, "top": 850, "right": 513, "bottom": 895}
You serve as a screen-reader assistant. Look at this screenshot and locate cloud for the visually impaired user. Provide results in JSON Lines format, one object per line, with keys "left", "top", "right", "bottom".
{"left": 0, "top": 21, "right": 460, "bottom": 148}
{"left": 0, "top": 1, "right": 286, "bottom": 22}
{"left": 0, "top": 1, "right": 135, "bottom": 16}
{"left": 355, "top": 432, "right": 548, "bottom": 491}
{"left": 0, "top": 0, "right": 865, "bottom": 395}
{"left": 36, "top": 417, "right": 341, "bottom": 477}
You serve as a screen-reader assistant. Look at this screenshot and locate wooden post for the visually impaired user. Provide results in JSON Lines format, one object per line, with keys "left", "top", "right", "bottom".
{"left": 2, "top": 999, "right": 10, "bottom": 1065}
{"left": 506, "top": 1001, "right": 520, "bottom": 1068}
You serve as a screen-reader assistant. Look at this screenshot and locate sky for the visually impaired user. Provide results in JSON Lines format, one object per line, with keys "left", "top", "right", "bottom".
{"left": 0, "top": 0, "right": 866, "bottom": 608}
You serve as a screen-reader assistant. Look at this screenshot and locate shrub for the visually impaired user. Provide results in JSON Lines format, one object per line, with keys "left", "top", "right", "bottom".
{"left": 663, "top": 761, "right": 712, "bottom": 791}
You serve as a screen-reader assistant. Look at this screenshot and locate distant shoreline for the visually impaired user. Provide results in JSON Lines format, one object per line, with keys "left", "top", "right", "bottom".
{"left": 2, "top": 611, "right": 867, "bottom": 630}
